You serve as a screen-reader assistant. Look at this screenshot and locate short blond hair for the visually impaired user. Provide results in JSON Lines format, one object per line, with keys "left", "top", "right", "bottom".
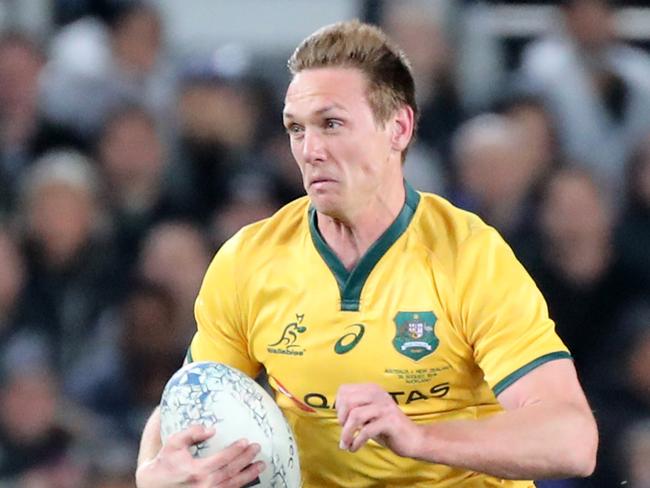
{"left": 288, "top": 20, "right": 418, "bottom": 152}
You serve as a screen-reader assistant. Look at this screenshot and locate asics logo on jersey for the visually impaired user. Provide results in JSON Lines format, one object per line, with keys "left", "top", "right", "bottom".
{"left": 267, "top": 314, "right": 307, "bottom": 356}
{"left": 334, "top": 323, "right": 365, "bottom": 354}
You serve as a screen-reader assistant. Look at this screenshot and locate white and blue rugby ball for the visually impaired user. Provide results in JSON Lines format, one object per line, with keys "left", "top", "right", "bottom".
{"left": 160, "top": 361, "right": 301, "bottom": 488}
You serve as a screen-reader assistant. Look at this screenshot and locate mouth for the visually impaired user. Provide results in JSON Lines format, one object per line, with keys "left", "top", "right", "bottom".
{"left": 309, "top": 177, "right": 336, "bottom": 189}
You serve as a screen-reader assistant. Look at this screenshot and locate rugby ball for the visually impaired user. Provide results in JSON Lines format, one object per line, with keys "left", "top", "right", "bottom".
{"left": 160, "top": 361, "right": 301, "bottom": 488}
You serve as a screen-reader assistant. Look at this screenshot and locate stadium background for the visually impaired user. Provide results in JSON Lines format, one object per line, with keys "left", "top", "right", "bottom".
{"left": 1, "top": 0, "right": 650, "bottom": 486}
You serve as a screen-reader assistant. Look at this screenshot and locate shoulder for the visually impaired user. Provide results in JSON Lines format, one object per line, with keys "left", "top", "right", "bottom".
{"left": 412, "top": 191, "right": 506, "bottom": 278}
{"left": 413, "top": 191, "right": 489, "bottom": 250}
{"left": 219, "top": 196, "right": 310, "bottom": 259}
{"left": 200, "top": 196, "right": 310, "bottom": 295}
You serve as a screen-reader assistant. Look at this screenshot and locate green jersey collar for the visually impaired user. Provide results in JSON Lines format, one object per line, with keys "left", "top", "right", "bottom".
{"left": 309, "top": 181, "right": 420, "bottom": 312}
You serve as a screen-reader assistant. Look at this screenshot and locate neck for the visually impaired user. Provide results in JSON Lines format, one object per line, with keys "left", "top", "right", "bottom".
{"left": 316, "top": 180, "right": 406, "bottom": 270}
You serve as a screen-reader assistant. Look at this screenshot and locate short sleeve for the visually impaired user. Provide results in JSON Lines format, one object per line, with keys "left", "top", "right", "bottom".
{"left": 454, "top": 226, "right": 570, "bottom": 396}
{"left": 188, "top": 237, "right": 261, "bottom": 378}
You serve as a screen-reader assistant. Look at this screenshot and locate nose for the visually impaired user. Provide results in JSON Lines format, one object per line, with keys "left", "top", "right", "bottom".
{"left": 302, "top": 128, "right": 326, "bottom": 165}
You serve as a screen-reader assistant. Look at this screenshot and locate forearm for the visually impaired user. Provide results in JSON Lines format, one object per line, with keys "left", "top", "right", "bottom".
{"left": 138, "top": 406, "right": 162, "bottom": 468}
{"left": 415, "top": 402, "right": 597, "bottom": 480}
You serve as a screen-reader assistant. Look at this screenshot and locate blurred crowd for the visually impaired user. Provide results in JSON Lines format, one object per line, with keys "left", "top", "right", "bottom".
{"left": 1, "top": 0, "right": 650, "bottom": 486}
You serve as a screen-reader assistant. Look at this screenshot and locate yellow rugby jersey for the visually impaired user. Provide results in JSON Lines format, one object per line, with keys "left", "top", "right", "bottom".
{"left": 189, "top": 182, "right": 569, "bottom": 487}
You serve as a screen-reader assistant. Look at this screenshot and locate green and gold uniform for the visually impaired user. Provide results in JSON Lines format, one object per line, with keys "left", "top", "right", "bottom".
{"left": 189, "top": 182, "right": 569, "bottom": 487}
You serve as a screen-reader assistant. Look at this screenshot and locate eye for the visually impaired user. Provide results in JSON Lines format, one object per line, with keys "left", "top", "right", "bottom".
{"left": 285, "top": 123, "right": 304, "bottom": 136}
{"left": 325, "top": 119, "right": 342, "bottom": 130}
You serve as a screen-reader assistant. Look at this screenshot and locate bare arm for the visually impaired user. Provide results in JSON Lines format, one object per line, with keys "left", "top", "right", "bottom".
{"left": 337, "top": 359, "right": 598, "bottom": 480}
{"left": 413, "top": 359, "right": 598, "bottom": 478}
{"left": 137, "top": 406, "right": 163, "bottom": 469}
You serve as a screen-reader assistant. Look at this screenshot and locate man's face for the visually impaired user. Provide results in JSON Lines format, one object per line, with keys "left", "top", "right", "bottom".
{"left": 100, "top": 114, "right": 163, "bottom": 185}
{"left": 540, "top": 172, "right": 610, "bottom": 243}
{"left": 283, "top": 67, "right": 395, "bottom": 219}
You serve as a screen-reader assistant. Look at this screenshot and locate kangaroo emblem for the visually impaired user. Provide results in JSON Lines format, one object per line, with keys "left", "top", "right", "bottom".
{"left": 268, "top": 314, "right": 306, "bottom": 349}
{"left": 267, "top": 314, "right": 307, "bottom": 355}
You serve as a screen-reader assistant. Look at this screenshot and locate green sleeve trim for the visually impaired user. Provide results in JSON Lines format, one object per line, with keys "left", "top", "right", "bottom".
{"left": 492, "top": 351, "right": 572, "bottom": 396}
{"left": 185, "top": 347, "right": 194, "bottom": 364}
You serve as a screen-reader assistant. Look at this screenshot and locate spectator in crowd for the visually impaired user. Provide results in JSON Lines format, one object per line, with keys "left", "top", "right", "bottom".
{"left": 66, "top": 280, "right": 182, "bottom": 443}
{"left": 382, "top": 1, "right": 463, "bottom": 153}
{"left": 40, "top": 2, "right": 176, "bottom": 138}
{"left": 524, "top": 167, "right": 644, "bottom": 386}
{"left": 0, "top": 345, "right": 83, "bottom": 485}
{"left": 499, "top": 94, "right": 560, "bottom": 182}
{"left": 451, "top": 113, "right": 543, "bottom": 255}
{"left": 174, "top": 52, "right": 282, "bottom": 222}
{"left": 97, "top": 105, "right": 188, "bottom": 277}
{"left": 519, "top": 0, "right": 650, "bottom": 197}
{"left": 13, "top": 150, "right": 121, "bottom": 378}
{"left": 137, "top": 221, "right": 211, "bottom": 347}
{"left": 0, "top": 32, "right": 86, "bottom": 215}
{"left": 382, "top": 0, "right": 457, "bottom": 192}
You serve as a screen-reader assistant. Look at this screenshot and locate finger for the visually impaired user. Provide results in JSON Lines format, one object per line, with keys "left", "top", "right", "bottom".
{"left": 339, "top": 404, "right": 378, "bottom": 450}
{"left": 349, "top": 418, "right": 385, "bottom": 452}
{"left": 336, "top": 385, "right": 371, "bottom": 425}
{"left": 167, "top": 424, "right": 216, "bottom": 449}
{"left": 196, "top": 439, "right": 253, "bottom": 471}
{"left": 336, "top": 383, "right": 388, "bottom": 426}
{"left": 204, "top": 442, "right": 261, "bottom": 479}
{"left": 218, "top": 460, "right": 266, "bottom": 488}
{"left": 335, "top": 385, "right": 351, "bottom": 425}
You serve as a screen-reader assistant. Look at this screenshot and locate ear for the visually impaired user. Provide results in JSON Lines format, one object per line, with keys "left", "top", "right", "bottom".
{"left": 390, "top": 105, "right": 415, "bottom": 153}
